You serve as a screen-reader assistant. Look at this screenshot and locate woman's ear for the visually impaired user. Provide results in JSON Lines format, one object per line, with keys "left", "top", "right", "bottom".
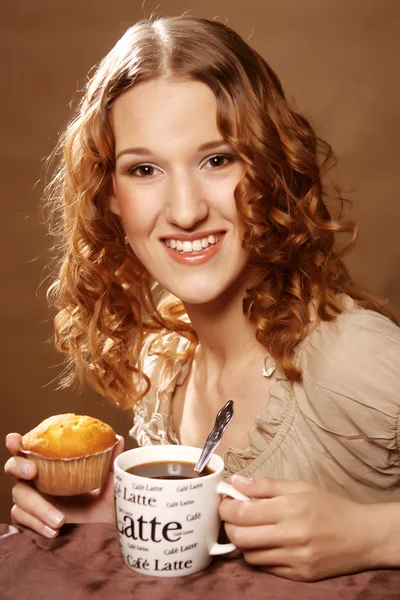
{"left": 109, "top": 193, "right": 121, "bottom": 216}
{"left": 108, "top": 174, "right": 121, "bottom": 215}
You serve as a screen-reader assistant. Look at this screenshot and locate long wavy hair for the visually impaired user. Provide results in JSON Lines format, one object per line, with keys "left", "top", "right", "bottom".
{"left": 45, "top": 15, "right": 394, "bottom": 407}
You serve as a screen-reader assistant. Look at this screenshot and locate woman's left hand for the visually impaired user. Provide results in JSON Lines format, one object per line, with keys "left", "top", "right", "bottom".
{"left": 220, "top": 475, "right": 378, "bottom": 581}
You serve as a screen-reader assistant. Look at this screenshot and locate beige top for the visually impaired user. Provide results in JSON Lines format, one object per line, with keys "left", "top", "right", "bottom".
{"left": 130, "top": 296, "right": 400, "bottom": 503}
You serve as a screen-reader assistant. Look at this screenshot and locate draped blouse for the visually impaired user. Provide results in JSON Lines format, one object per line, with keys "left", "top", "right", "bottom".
{"left": 130, "top": 296, "right": 400, "bottom": 503}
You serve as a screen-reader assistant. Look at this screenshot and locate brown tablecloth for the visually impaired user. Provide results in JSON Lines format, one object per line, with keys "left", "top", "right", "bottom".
{"left": 1, "top": 523, "right": 400, "bottom": 600}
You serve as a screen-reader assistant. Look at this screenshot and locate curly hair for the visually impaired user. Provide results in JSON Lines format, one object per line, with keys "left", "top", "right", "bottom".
{"left": 44, "top": 15, "right": 395, "bottom": 407}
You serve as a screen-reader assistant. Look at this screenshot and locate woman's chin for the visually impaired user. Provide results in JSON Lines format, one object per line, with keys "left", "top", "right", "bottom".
{"left": 175, "top": 292, "right": 223, "bottom": 307}
{"left": 171, "top": 283, "right": 244, "bottom": 309}
{"left": 161, "top": 284, "right": 225, "bottom": 307}
{"left": 157, "top": 264, "right": 251, "bottom": 309}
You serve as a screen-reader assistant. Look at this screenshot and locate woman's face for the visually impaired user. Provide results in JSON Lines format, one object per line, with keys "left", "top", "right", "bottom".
{"left": 110, "top": 77, "right": 249, "bottom": 305}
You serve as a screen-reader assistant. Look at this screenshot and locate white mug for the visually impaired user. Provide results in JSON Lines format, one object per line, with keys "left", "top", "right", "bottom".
{"left": 114, "top": 445, "right": 248, "bottom": 577}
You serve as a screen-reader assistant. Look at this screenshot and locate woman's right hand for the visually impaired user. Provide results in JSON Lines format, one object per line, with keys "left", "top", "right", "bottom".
{"left": 4, "top": 432, "right": 124, "bottom": 538}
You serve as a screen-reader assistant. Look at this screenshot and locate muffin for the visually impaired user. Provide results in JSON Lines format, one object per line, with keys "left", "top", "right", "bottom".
{"left": 21, "top": 414, "right": 117, "bottom": 496}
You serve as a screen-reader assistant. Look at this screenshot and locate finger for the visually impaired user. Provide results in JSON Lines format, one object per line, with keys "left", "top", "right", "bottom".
{"left": 4, "top": 456, "right": 38, "bottom": 480}
{"left": 12, "top": 481, "right": 65, "bottom": 531}
{"left": 220, "top": 496, "right": 283, "bottom": 526}
{"left": 260, "top": 566, "right": 303, "bottom": 581}
{"left": 224, "top": 522, "right": 283, "bottom": 549}
{"left": 5, "top": 433, "right": 22, "bottom": 455}
{"left": 231, "top": 475, "right": 314, "bottom": 499}
{"left": 11, "top": 504, "right": 60, "bottom": 539}
{"left": 242, "top": 550, "right": 297, "bottom": 579}
{"left": 224, "top": 516, "right": 312, "bottom": 549}
{"left": 242, "top": 547, "right": 289, "bottom": 567}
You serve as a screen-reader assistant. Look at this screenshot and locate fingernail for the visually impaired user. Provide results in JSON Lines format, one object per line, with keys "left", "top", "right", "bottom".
{"left": 19, "top": 463, "right": 32, "bottom": 477}
{"left": 47, "top": 509, "right": 64, "bottom": 527}
{"left": 232, "top": 474, "right": 253, "bottom": 485}
{"left": 43, "top": 526, "right": 58, "bottom": 538}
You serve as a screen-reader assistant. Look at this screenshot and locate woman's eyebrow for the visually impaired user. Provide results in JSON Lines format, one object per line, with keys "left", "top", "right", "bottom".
{"left": 116, "top": 146, "right": 153, "bottom": 160}
{"left": 197, "top": 139, "right": 229, "bottom": 152}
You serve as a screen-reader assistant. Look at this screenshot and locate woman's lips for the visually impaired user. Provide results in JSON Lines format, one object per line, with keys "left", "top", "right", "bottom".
{"left": 162, "top": 233, "right": 225, "bottom": 265}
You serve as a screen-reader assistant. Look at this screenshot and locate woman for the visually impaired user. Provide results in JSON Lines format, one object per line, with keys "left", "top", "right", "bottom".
{"left": 5, "top": 16, "right": 400, "bottom": 581}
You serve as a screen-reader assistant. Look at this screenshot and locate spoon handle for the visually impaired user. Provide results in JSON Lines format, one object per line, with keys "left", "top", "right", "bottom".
{"left": 194, "top": 400, "right": 234, "bottom": 473}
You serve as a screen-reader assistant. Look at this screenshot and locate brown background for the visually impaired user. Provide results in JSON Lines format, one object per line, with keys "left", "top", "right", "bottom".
{"left": 1, "top": 0, "right": 399, "bottom": 523}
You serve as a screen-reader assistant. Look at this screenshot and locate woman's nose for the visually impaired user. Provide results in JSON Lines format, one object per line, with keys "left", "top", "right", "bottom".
{"left": 165, "top": 172, "right": 208, "bottom": 229}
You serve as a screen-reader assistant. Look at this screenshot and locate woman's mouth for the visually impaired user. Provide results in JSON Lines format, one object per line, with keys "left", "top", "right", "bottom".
{"left": 161, "top": 233, "right": 225, "bottom": 265}
{"left": 164, "top": 233, "right": 222, "bottom": 254}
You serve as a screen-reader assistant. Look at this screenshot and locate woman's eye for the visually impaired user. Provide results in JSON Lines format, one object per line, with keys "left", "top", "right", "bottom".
{"left": 128, "top": 164, "right": 161, "bottom": 177}
{"left": 203, "top": 154, "right": 234, "bottom": 169}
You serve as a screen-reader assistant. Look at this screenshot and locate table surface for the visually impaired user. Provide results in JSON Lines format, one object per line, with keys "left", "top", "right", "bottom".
{"left": 1, "top": 523, "right": 400, "bottom": 600}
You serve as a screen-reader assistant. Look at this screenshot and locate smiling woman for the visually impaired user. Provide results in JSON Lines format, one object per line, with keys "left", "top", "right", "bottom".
{"left": 4, "top": 15, "right": 400, "bottom": 582}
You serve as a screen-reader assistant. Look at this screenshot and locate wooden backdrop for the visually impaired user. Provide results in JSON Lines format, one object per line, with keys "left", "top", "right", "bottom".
{"left": 1, "top": 0, "right": 399, "bottom": 522}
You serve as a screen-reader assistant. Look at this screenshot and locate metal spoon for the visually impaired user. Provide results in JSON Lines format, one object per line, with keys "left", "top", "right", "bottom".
{"left": 194, "top": 400, "right": 234, "bottom": 473}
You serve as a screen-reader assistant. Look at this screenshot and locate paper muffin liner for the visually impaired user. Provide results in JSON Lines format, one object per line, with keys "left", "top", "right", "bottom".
{"left": 21, "top": 441, "right": 117, "bottom": 496}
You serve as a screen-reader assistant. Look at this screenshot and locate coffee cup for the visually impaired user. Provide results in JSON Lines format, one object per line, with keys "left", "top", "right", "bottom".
{"left": 114, "top": 445, "right": 248, "bottom": 577}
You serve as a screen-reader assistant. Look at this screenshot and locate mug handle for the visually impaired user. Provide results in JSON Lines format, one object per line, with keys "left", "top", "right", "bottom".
{"left": 209, "top": 480, "right": 249, "bottom": 556}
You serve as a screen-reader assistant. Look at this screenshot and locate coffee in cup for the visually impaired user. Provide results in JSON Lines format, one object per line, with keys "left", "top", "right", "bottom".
{"left": 125, "top": 460, "right": 213, "bottom": 479}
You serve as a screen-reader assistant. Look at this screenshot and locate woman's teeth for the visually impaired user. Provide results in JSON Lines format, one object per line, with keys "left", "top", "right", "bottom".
{"left": 164, "top": 234, "right": 221, "bottom": 254}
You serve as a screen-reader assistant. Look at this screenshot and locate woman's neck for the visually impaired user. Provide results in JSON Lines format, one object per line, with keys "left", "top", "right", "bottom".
{"left": 183, "top": 279, "right": 265, "bottom": 372}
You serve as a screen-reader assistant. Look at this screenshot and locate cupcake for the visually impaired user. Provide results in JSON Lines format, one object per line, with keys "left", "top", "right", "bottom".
{"left": 21, "top": 414, "right": 117, "bottom": 496}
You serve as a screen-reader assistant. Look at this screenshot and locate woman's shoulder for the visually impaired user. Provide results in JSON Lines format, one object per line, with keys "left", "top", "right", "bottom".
{"left": 297, "top": 294, "right": 400, "bottom": 435}
{"left": 300, "top": 295, "right": 400, "bottom": 380}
